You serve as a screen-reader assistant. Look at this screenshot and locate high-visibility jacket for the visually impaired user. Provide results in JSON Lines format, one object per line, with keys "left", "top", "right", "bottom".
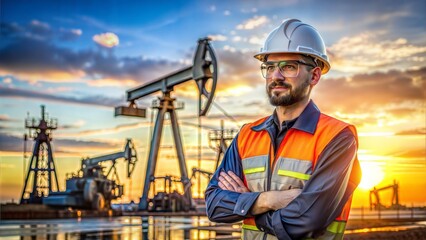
{"left": 238, "top": 113, "right": 358, "bottom": 240}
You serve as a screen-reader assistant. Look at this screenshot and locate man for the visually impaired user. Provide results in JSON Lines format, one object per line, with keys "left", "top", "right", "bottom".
{"left": 205, "top": 19, "right": 362, "bottom": 240}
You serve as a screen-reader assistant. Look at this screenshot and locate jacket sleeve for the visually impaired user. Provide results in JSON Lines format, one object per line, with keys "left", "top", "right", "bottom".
{"left": 255, "top": 128, "right": 362, "bottom": 239}
{"left": 205, "top": 134, "right": 261, "bottom": 223}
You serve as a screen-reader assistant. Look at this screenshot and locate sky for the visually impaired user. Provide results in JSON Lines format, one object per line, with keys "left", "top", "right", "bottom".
{"left": 0, "top": 0, "right": 425, "bottom": 208}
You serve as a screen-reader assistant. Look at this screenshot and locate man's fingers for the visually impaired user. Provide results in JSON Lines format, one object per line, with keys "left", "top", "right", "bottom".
{"left": 218, "top": 175, "right": 234, "bottom": 190}
{"left": 218, "top": 181, "right": 227, "bottom": 190}
{"left": 218, "top": 171, "right": 250, "bottom": 193}
{"left": 228, "top": 171, "right": 245, "bottom": 187}
{"left": 220, "top": 171, "right": 239, "bottom": 190}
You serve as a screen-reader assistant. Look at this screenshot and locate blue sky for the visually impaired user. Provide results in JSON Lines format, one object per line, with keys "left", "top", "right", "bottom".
{"left": 0, "top": 0, "right": 425, "bottom": 204}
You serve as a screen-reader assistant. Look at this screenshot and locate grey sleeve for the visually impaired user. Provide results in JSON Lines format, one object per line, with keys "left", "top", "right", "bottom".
{"left": 255, "top": 128, "right": 362, "bottom": 239}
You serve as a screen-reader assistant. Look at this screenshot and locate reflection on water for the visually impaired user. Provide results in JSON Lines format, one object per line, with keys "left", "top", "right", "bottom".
{"left": 1, "top": 215, "right": 426, "bottom": 239}
{"left": 0, "top": 216, "right": 241, "bottom": 240}
{"left": 346, "top": 221, "right": 426, "bottom": 234}
{"left": 349, "top": 208, "right": 426, "bottom": 219}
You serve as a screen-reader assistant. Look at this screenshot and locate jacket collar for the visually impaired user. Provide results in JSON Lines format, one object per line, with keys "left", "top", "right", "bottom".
{"left": 251, "top": 100, "right": 320, "bottom": 135}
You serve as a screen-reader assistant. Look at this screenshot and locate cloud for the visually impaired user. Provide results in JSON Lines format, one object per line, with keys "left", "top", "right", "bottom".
{"left": 0, "top": 20, "right": 82, "bottom": 42}
{"left": 313, "top": 67, "right": 425, "bottom": 127}
{"left": 214, "top": 47, "right": 263, "bottom": 91}
{"left": 59, "top": 28, "right": 82, "bottom": 41}
{"left": 236, "top": 16, "right": 269, "bottom": 30}
{"left": 28, "top": 20, "right": 52, "bottom": 40}
{"left": 208, "top": 34, "right": 227, "bottom": 41}
{"left": 0, "top": 132, "right": 118, "bottom": 154}
{"left": 328, "top": 32, "right": 426, "bottom": 74}
{"left": 0, "top": 34, "right": 185, "bottom": 86}
{"left": 0, "top": 86, "right": 123, "bottom": 107}
{"left": 57, "top": 121, "right": 149, "bottom": 138}
{"left": 395, "top": 128, "right": 426, "bottom": 136}
{"left": 0, "top": 114, "right": 17, "bottom": 122}
{"left": 60, "top": 120, "right": 86, "bottom": 129}
{"left": 0, "top": 22, "right": 24, "bottom": 37}
{"left": 93, "top": 32, "right": 119, "bottom": 48}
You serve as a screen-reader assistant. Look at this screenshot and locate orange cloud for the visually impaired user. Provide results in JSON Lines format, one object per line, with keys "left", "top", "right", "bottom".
{"left": 329, "top": 32, "right": 426, "bottom": 73}
{"left": 87, "top": 78, "right": 137, "bottom": 87}
{"left": 0, "top": 69, "right": 86, "bottom": 83}
{"left": 92, "top": 32, "right": 119, "bottom": 48}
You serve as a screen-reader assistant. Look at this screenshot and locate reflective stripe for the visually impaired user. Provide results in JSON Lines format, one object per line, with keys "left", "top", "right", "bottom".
{"left": 327, "top": 221, "right": 346, "bottom": 234}
{"left": 244, "top": 167, "right": 266, "bottom": 174}
{"left": 277, "top": 170, "right": 311, "bottom": 180}
{"left": 242, "top": 224, "right": 260, "bottom": 231}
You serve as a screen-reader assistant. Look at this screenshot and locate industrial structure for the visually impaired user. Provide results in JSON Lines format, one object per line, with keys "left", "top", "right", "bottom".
{"left": 20, "top": 105, "right": 60, "bottom": 204}
{"left": 18, "top": 38, "right": 227, "bottom": 213}
{"left": 115, "top": 38, "right": 218, "bottom": 211}
{"left": 43, "top": 139, "right": 138, "bottom": 210}
{"left": 369, "top": 180, "right": 400, "bottom": 210}
{"left": 208, "top": 120, "right": 238, "bottom": 170}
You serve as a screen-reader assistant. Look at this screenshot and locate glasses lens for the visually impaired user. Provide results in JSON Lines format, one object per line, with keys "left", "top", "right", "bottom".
{"left": 278, "top": 61, "right": 299, "bottom": 77}
{"left": 261, "top": 61, "right": 301, "bottom": 78}
{"left": 261, "top": 63, "right": 275, "bottom": 78}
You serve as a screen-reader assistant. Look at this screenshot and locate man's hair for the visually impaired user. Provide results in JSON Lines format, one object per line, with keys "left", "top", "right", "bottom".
{"left": 302, "top": 55, "right": 324, "bottom": 70}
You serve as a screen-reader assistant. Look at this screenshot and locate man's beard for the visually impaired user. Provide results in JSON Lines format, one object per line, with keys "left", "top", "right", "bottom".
{"left": 267, "top": 79, "right": 310, "bottom": 106}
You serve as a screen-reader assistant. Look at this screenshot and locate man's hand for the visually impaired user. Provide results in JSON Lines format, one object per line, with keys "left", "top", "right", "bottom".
{"left": 218, "top": 171, "right": 250, "bottom": 193}
{"left": 218, "top": 170, "right": 302, "bottom": 215}
{"left": 251, "top": 189, "right": 302, "bottom": 215}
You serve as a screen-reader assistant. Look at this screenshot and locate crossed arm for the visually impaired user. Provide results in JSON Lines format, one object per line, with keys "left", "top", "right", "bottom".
{"left": 218, "top": 170, "right": 301, "bottom": 215}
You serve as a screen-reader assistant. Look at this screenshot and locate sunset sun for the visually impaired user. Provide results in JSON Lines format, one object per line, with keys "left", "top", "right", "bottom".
{"left": 358, "top": 162, "right": 385, "bottom": 190}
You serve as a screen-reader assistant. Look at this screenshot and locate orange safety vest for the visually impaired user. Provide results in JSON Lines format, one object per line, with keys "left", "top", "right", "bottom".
{"left": 237, "top": 113, "right": 358, "bottom": 240}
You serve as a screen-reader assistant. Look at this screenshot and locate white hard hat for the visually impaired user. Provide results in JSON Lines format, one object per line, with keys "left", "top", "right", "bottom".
{"left": 254, "top": 18, "right": 330, "bottom": 74}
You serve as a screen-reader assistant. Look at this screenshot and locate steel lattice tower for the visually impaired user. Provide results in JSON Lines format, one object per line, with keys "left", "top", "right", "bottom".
{"left": 20, "top": 105, "right": 60, "bottom": 204}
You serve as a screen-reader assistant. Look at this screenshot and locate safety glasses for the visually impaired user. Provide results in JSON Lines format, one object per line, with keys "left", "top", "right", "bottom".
{"left": 260, "top": 60, "right": 316, "bottom": 78}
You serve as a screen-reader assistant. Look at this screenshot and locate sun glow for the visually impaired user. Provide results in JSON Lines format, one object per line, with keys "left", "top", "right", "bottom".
{"left": 358, "top": 162, "right": 385, "bottom": 190}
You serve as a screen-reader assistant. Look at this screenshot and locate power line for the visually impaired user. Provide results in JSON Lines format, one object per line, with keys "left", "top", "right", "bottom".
{"left": 212, "top": 101, "right": 240, "bottom": 128}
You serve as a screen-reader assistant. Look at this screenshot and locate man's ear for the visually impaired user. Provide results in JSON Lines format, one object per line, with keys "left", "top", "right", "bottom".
{"left": 310, "top": 67, "right": 321, "bottom": 85}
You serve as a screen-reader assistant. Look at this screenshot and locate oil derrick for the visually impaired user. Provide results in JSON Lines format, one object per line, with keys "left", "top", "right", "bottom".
{"left": 20, "top": 105, "right": 59, "bottom": 204}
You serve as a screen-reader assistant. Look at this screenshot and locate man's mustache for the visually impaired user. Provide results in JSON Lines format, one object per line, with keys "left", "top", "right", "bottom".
{"left": 268, "top": 81, "right": 292, "bottom": 89}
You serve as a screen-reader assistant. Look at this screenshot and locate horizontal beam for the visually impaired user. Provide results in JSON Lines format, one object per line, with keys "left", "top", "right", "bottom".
{"left": 83, "top": 152, "right": 125, "bottom": 167}
{"left": 127, "top": 66, "right": 193, "bottom": 101}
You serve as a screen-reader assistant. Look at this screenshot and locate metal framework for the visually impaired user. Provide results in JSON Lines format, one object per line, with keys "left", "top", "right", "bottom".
{"left": 20, "top": 105, "right": 59, "bottom": 204}
{"left": 116, "top": 38, "right": 218, "bottom": 211}
{"left": 369, "top": 179, "right": 400, "bottom": 210}
{"left": 208, "top": 120, "right": 238, "bottom": 170}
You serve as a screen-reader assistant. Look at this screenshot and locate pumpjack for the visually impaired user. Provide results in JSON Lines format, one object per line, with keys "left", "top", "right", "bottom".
{"left": 115, "top": 38, "right": 218, "bottom": 211}
{"left": 43, "top": 139, "right": 138, "bottom": 210}
{"left": 369, "top": 179, "right": 400, "bottom": 210}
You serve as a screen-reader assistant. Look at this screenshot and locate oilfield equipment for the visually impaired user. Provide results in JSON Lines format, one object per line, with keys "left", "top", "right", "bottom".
{"left": 208, "top": 120, "right": 238, "bottom": 170}
{"left": 369, "top": 180, "right": 400, "bottom": 210}
{"left": 21, "top": 105, "right": 60, "bottom": 204}
{"left": 115, "top": 38, "right": 217, "bottom": 211}
{"left": 43, "top": 139, "right": 138, "bottom": 210}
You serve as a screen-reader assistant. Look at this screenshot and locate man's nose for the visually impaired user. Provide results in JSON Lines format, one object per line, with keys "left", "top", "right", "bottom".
{"left": 271, "top": 68, "right": 285, "bottom": 81}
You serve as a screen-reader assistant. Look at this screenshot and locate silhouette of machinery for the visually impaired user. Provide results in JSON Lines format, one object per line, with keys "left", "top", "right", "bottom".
{"left": 115, "top": 38, "right": 217, "bottom": 211}
{"left": 43, "top": 139, "right": 138, "bottom": 210}
{"left": 208, "top": 120, "right": 238, "bottom": 170}
{"left": 20, "top": 105, "right": 60, "bottom": 204}
{"left": 369, "top": 180, "right": 400, "bottom": 210}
